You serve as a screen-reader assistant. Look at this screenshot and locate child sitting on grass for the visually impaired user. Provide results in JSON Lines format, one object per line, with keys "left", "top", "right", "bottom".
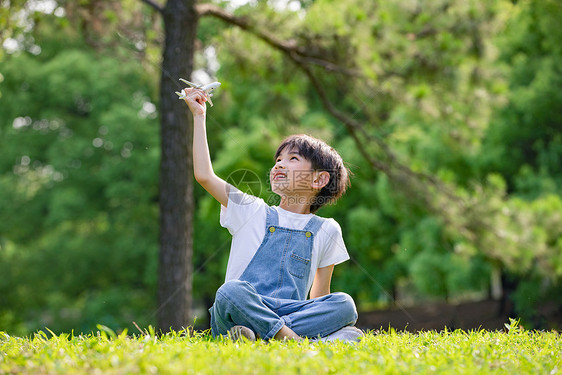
{"left": 182, "top": 87, "right": 362, "bottom": 342}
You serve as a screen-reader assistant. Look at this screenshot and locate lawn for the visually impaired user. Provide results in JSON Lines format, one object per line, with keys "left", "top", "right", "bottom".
{"left": 1, "top": 320, "right": 560, "bottom": 374}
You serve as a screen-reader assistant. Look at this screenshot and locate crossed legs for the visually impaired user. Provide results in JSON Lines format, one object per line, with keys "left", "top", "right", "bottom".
{"left": 209, "top": 280, "right": 358, "bottom": 340}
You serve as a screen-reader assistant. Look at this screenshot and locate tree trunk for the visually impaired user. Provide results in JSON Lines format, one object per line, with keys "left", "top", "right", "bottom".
{"left": 157, "top": 0, "right": 197, "bottom": 332}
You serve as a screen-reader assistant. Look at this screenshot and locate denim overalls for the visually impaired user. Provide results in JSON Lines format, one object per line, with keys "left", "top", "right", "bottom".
{"left": 209, "top": 206, "right": 358, "bottom": 340}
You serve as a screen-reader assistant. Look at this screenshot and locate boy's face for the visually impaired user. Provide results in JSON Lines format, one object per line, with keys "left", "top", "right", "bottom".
{"left": 270, "top": 147, "right": 316, "bottom": 195}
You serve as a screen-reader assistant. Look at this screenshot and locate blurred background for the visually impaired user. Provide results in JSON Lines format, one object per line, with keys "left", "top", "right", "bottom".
{"left": 1, "top": 0, "right": 561, "bottom": 336}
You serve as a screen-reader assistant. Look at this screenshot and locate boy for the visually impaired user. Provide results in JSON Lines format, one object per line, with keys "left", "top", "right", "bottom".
{"left": 182, "top": 87, "right": 362, "bottom": 342}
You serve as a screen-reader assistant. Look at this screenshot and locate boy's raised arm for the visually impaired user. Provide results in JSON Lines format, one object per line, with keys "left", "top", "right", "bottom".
{"left": 183, "top": 88, "right": 230, "bottom": 207}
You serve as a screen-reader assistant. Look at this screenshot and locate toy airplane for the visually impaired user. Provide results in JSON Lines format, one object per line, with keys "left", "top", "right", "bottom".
{"left": 175, "top": 78, "right": 221, "bottom": 107}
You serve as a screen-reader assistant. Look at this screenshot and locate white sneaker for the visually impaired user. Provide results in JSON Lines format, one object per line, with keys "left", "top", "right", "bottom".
{"left": 318, "top": 326, "right": 364, "bottom": 343}
{"left": 228, "top": 325, "right": 256, "bottom": 342}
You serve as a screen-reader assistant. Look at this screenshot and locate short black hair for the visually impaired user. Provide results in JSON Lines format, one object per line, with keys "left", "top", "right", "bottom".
{"left": 274, "top": 134, "right": 350, "bottom": 213}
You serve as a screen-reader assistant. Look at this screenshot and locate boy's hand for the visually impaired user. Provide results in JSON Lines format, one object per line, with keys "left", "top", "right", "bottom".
{"left": 182, "top": 88, "right": 208, "bottom": 117}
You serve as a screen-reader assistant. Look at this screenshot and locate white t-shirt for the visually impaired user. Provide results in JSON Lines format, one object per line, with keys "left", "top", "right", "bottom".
{"left": 220, "top": 189, "right": 350, "bottom": 297}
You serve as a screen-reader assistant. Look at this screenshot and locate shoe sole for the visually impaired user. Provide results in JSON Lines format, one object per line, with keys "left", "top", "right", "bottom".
{"left": 228, "top": 326, "right": 256, "bottom": 342}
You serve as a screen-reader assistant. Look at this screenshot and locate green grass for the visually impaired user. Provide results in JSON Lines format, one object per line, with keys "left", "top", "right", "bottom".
{"left": 1, "top": 320, "right": 560, "bottom": 374}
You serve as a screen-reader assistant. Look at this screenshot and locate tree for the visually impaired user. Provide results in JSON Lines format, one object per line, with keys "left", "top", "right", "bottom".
{"left": 195, "top": 0, "right": 561, "bottom": 325}
{"left": 478, "top": 0, "right": 562, "bottom": 322}
{"left": 139, "top": 0, "right": 198, "bottom": 331}
{"left": 0, "top": 19, "right": 160, "bottom": 334}
{"left": 49, "top": 0, "right": 199, "bottom": 332}
{"left": 0, "top": 0, "right": 202, "bottom": 334}
{"left": 482, "top": 0, "right": 562, "bottom": 192}
{"left": 194, "top": 0, "right": 505, "bottom": 300}
{"left": 3, "top": 0, "right": 561, "bottom": 333}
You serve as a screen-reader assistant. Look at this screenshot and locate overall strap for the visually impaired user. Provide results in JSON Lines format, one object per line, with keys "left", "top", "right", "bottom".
{"left": 303, "top": 215, "right": 324, "bottom": 234}
{"left": 265, "top": 206, "right": 279, "bottom": 229}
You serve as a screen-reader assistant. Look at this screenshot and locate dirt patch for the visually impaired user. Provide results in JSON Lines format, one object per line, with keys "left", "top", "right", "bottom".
{"left": 356, "top": 299, "right": 542, "bottom": 332}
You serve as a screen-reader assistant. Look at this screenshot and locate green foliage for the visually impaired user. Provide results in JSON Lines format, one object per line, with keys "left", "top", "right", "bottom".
{"left": 0, "top": 19, "right": 159, "bottom": 335}
{"left": 482, "top": 0, "right": 562, "bottom": 189}
{"left": 194, "top": 0, "right": 562, "bottom": 328}
{"left": 2, "top": 0, "right": 562, "bottom": 336}
{"left": 1, "top": 324, "right": 561, "bottom": 374}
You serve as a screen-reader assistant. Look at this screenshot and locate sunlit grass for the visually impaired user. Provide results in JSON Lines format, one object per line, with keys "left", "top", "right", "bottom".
{"left": 1, "top": 320, "right": 560, "bottom": 374}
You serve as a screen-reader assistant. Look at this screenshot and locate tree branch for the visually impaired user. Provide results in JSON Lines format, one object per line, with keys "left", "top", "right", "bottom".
{"left": 196, "top": 3, "right": 358, "bottom": 76}
{"left": 196, "top": 4, "right": 296, "bottom": 51}
{"left": 197, "top": 4, "right": 469, "bottom": 218}
{"left": 196, "top": 3, "right": 514, "bottom": 265}
{"left": 196, "top": 4, "right": 456, "bottom": 186}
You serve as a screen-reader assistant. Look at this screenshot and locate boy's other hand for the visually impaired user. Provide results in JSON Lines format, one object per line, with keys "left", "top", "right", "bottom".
{"left": 182, "top": 88, "right": 207, "bottom": 117}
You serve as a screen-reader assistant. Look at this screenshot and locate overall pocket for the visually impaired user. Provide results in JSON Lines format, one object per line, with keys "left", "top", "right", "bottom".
{"left": 288, "top": 253, "right": 311, "bottom": 279}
